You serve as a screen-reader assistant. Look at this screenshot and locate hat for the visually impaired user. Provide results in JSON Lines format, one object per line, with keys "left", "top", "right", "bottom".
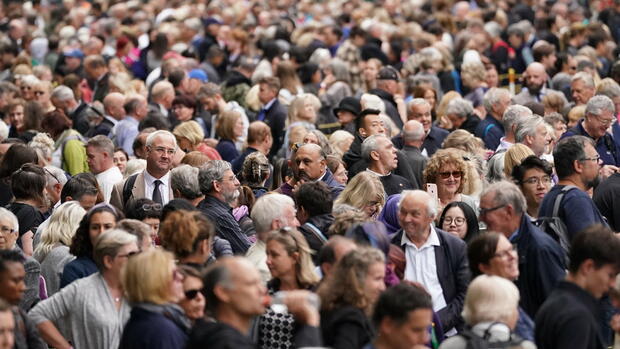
{"left": 377, "top": 66, "right": 399, "bottom": 81}
{"left": 188, "top": 69, "right": 208, "bottom": 82}
{"left": 203, "top": 17, "right": 222, "bottom": 27}
{"left": 333, "top": 97, "right": 361, "bottom": 117}
{"left": 64, "top": 49, "right": 84, "bottom": 59}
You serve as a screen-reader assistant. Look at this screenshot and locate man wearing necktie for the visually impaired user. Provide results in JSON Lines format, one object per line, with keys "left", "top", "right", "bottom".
{"left": 513, "top": 62, "right": 565, "bottom": 106}
{"left": 257, "top": 77, "right": 287, "bottom": 158}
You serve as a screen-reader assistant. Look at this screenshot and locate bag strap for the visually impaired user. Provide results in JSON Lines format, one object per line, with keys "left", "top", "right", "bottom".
{"left": 122, "top": 174, "right": 139, "bottom": 207}
{"left": 551, "top": 185, "right": 577, "bottom": 251}
{"left": 483, "top": 123, "right": 495, "bottom": 139}
{"left": 303, "top": 222, "right": 328, "bottom": 243}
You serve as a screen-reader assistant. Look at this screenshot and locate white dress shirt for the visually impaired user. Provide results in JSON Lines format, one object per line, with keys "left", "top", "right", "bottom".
{"left": 95, "top": 166, "right": 124, "bottom": 203}
{"left": 143, "top": 170, "right": 171, "bottom": 205}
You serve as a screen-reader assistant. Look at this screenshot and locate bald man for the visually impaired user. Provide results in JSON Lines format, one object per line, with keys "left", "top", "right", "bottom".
{"left": 513, "top": 62, "right": 564, "bottom": 105}
{"left": 86, "top": 93, "right": 126, "bottom": 138}
{"left": 295, "top": 143, "right": 344, "bottom": 199}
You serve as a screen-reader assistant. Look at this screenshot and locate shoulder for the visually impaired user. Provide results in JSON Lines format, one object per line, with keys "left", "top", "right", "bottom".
{"left": 432, "top": 126, "right": 449, "bottom": 137}
{"left": 438, "top": 335, "right": 467, "bottom": 349}
{"left": 437, "top": 228, "right": 466, "bottom": 248}
{"left": 323, "top": 306, "right": 368, "bottom": 326}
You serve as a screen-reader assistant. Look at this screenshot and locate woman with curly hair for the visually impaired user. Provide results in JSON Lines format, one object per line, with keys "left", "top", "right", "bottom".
{"left": 240, "top": 152, "right": 271, "bottom": 199}
{"left": 318, "top": 247, "right": 386, "bottom": 349}
{"left": 335, "top": 172, "right": 386, "bottom": 220}
{"left": 423, "top": 148, "right": 477, "bottom": 214}
{"left": 60, "top": 203, "right": 123, "bottom": 288}
{"left": 159, "top": 210, "right": 215, "bottom": 271}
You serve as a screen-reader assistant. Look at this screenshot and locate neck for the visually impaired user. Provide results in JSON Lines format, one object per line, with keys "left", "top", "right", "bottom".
{"left": 216, "top": 308, "right": 253, "bottom": 335}
{"left": 97, "top": 163, "right": 114, "bottom": 174}
{"left": 102, "top": 270, "right": 122, "bottom": 291}
{"left": 438, "top": 189, "right": 457, "bottom": 204}
{"left": 582, "top": 121, "right": 600, "bottom": 141}
{"left": 374, "top": 336, "right": 394, "bottom": 349}
{"left": 527, "top": 205, "right": 539, "bottom": 219}
{"left": 369, "top": 162, "right": 389, "bottom": 176}
{"left": 190, "top": 196, "right": 204, "bottom": 207}
{"left": 406, "top": 228, "right": 431, "bottom": 248}
{"left": 278, "top": 274, "right": 299, "bottom": 291}
{"left": 505, "top": 134, "right": 515, "bottom": 144}
{"left": 558, "top": 176, "right": 587, "bottom": 191}
{"left": 14, "top": 198, "right": 39, "bottom": 207}
{"left": 146, "top": 167, "right": 167, "bottom": 179}
{"left": 404, "top": 141, "right": 423, "bottom": 149}
{"left": 505, "top": 215, "right": 522, "bottom": 235}
{"left": 209, "top": 191, "right": 227, "bottom": 204}
{"left": 565, "top": 272, "right": 590, "bottom": 295}
{"left": 217, "top": 99, "right": 228, "bottom": 112}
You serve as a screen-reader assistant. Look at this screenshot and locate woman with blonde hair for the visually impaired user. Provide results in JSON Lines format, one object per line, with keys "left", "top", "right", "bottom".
{"left": 503, "top": 144, "right": 535, "bottom": 179}
{"left": 215, "top": 110, "right": 244, "bottom": 162}
{"left": 173, "top": 120, "right": 220, "bottom": 161}
{"left": 119, "top": 249, "right": 189, "bottom": 348}
{"left": 34, "top": 201, "right": 86, "bottom": 295}
{"left": 276, "top": 61, "right": 304, "bottom": 105}
{"left": 461, "top": 61, "right": 487, "bottom": 115}
{"left": 159, "top": 210, "right": 215, "bottom": 270}
{"left": 280, "top": 94, "right": 321, "bottom": 157}
{"left": 424, "top": 148, "right": 477, "bottom": 213}
{"left": 329, "top": 130, "right": 355, "bottom": 158}
{"left": 318, "top": 247, "right": 386, "bottom": 349}
{"left": 318, "top": 59, "right": 353, "bottom": 111}
{"left": 335, "top": 172, "right": 386, "bottom": 220}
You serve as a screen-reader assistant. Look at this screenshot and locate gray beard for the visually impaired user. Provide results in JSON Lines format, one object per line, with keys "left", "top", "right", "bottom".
{"left": 223, "top": 188, "right": 240, "bottom": 205}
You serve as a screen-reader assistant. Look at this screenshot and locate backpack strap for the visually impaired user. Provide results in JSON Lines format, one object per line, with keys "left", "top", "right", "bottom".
{"left": 483, "top": 123, "right": 495, "bottom": 139}
{"left": 551, "top": 185, "right": 578, "bottom": 252}
{"left": 122, "top": 174, "right": 139, "bottom": 207}
{"left": 303, "top": 222, "right": 328, "bottom": 243}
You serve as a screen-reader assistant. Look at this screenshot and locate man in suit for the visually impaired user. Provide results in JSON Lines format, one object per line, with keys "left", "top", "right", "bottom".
{"left": 50, "top": 85, "right": 93, "bottom": 136}
{"left": 401, "top": 120, "right": 427, "bottom": 189}
{"left": 393, "top": 99, "right": 448, "bottom": 157}
{"left": 295, "top": 143, "right": 344, "bottom": 199}
{"left": 83, "top": 55, "right": 109, "bottom": 104}
{"left": 113, "top": 95, "right": 148, "bottom": 157}
{"left": 231, "top": 121, "right": 272, "bottom": 174}
{"left": 144, "top": 80, "right": 173, "bottom": 130}
{"left": 479, "top": 180, "right": 566, "bottom": 318}
{"left": 475, "top": 88, "right": 510, "bottom": 150}
{"left": 512, "top": 62, "right": 564, "bottom": 105}
{"left": 257, "top": 77, "right": 287, "bottom": 158}
{"left": 391, "top": 190, "right": 470, "bottom": 334}
{"left": 110, "top": 130, "right": 176, "bottom": 211}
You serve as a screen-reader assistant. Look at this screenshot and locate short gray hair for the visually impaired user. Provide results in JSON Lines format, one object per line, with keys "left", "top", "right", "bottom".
{"left": 502, "top": 105, "right": 532, "bottom": 131}
{"left": 483, "top": 88, "right": 511, "bottom": 114}
{"left": 407, "top": 98, "right": 430, "bottom": 118}
{"left": 480, "top": 180, "right": 527, "bottom": 215}
{"left": 171, "top": 165, "right": 202, "bottom": 200}
{"left": 572, "top": 71, "right": 595, "bottom": 88}
{"left": 198, "top": 160, "right": 232, "bottom": 194}
{"left": 361, "top": 134, "right": 387, "bottom": 161}
{"left": 446, "top": 98, "right": 474, "bottom": 118}
{"left": 402, "top": 120, "right": 425, "bottom": 142}
{"left": 0, "top": 207, "right": 18, "bottom": 236}
{"left": 92, "top": 229, "right": 137, "bottom": 270}
{"left": 44, "top": 165, "right": 67, "bottom": 187}
{"left": 87, "top": 135, "right": 115, "bottom": 156}
{"left": 51, "top": 85, "right": 75, "bottom": 102}
{"left": 145, "top": 130, "right": 177, "bottom": 148}
{"left": 596, "top": 79, "right": 620, "bottom": 99}
{"left": 251, "top": 194, "right": 295, "bottom": 233}
{"left": 398, "top": 190, "right": 438, "bottom": 218}
{"left": 462, "top": 275, "right": 520, "bottom": 325}
{"left": 585, "top": 95, "right": 615, "bottom": 117}
{"left": 515, "top": 114, "right": 545, "bottom": 143}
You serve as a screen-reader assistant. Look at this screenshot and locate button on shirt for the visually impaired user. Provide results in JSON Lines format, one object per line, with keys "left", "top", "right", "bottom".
{"left": 401, "top": 225, "right": 447, "bottom": 313}
{"left": 143, "top": 171, "right": 170, "bottom": 205}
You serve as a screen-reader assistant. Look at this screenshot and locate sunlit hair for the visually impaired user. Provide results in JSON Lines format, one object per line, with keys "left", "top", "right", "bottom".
{"left": 122, "top": 248, "right": 176, "bottom": 305}
{"left": 462, "top": 275, "right": 520, "bottom": 325}
{"left": 34, "top": 201, "right": 86, "bottom": 262}
{"left": 423, "top": 148, "right": 468, "bottom": 193}
{"left": 265, "top": 228, "right": 319, "bottom": 288}
{"left": 159, "top": 210, "right": 215, "bottom": 259}
{"left": 334, "top": 172, "right": 385, "bottom": 215}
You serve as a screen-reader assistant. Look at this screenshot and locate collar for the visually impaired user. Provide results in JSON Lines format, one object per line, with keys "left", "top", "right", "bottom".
{"left": 104, "top": 115, "right": 118, "bottom": 125}
{"left": 366, "top": 168, "right": 390, "bottom": 177}
{"left": 262, "top": 98, "right": 276, "bottom": 111}
{"left": 97, "top": 165, "right": 121, "bottom": 177}
{"left": 316, "top": 170, "right": 327, "bottom": 182}
{"left": 400, "top": 224, "right": 440, "bottom": 249}
{"left": 144, "top": 169, "right": 170, "bottom": 185}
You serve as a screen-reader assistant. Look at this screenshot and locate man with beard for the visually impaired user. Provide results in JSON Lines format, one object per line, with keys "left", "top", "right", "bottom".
{"left": 110, "top": 131, "right": 176, "bottom": 211}
{"left": 539, "top": 136, "right": 610, "bottom": 242}
{"left": 197, "top": 160, "right": 251, "bottom": 254}
{"left": 513, "top": 62, "right": 564, "bottom": 105}
{"left": 197, "top": 83, "right": 249, "bottom": 150}
{"left": 294, "top": 143, "right": 344, "bottom": 199}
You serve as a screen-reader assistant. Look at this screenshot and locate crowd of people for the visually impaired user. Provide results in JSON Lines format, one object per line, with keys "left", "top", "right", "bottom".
{"left": 3, "top": 0, "right": 620, "bottom": 348}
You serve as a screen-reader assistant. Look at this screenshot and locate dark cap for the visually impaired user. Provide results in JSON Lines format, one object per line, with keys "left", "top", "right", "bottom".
{"left": 377, "top": 66, "right": 400, "bottom": 81}
{"left": 333, "top": 97, "right": 361, "bottom": 118}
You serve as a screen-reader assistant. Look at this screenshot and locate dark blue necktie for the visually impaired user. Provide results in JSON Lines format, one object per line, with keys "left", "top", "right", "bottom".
{"left": 257, "top": 108, "right": 267, "bottom": 121}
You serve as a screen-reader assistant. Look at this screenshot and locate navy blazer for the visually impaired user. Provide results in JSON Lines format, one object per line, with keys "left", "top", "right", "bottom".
{"left": 262, "top": 100, "right": 287, "bottom": 158}
{"left": 321, "top": 168, "right": 345, "bottom": 199}
{"left": 512, "top": 214, "right": 566, "bottom": 319}
{"left": 391, "top": 227, "right": 470, "bottom": 332}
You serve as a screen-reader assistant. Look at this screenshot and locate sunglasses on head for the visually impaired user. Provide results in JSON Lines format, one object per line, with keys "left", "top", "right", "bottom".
{"left": 185, "top": 289, "right": 201, "bottom": 300}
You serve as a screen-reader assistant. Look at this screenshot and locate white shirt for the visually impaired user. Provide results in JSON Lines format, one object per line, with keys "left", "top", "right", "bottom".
{"left": 143, "top": 170, "right": 171, "bottom": 205}
{"left": 95, "top": 166, "right": 124, "bottom": 203}
{"left": 401, "top": 225, "right": 448, "bottom": 313}
{"left": 246, "top": 240, "right": 271, "bottom": 284}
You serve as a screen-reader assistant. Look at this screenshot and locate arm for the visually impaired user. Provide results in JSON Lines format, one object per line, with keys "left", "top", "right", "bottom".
{"left": 28, "top": 283, "right": 76, "bottom": 348}
{"left": 533, "top": 244, "right": 567, "bottom": 306}
{"left": 35, "top": 321, "right": 72, "bottom": 349}
{"left": 563, "top": 194, "right": 606, "bottom": 240}
{"left": 20, "top": 257, "right": 40, "bottom": 311}
{"left": 437, "top": 242, "right": 470, "bottom": 331}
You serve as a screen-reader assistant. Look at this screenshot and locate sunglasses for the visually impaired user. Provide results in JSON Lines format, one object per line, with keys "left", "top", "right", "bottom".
{"left": 185, "top": 289, "right": 201, "bottom": 300}
{"left": 439, "top": 171, "right": 463, "bottom": 179}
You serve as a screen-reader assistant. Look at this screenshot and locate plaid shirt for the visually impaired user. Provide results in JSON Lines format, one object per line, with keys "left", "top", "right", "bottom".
{"left": 198, "top": 194, "right": 251, "bottom": 255}
{"left": 336, "top": 39, "right": 362, "bottom": 92}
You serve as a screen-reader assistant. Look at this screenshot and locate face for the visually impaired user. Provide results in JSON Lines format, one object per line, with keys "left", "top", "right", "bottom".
{"left": 409, "top": 103, "right": 432, "bottom": 133}
{"left": 333, "top": 163, "right": 348, "bottom": 184}
{"left": 0, "top": 262, "right": 25, "bottom": 305}
{"left": 233, "top": 117, "right": 245, "bottom": 139}
{"left": 585, "top": 263, "right": 618, "bottom": 299}
{"left": 143, "top": 217, "right": 160, "bottom": 242}
{"left": 363, "top": 262, "right": 386, "bottom": 306}
{"left": 266, "top": 239, "right": 298, "bottom": 279}
{"left": 520, "top": 168, "right": 551, "bottom": 209}
{"left": 86, "top": 145, "right": 108, "bottom": 175}
{"left": 258, "top": 83, "right": 276, "bottom": 105}
{"left": 571, "top": 79, "right": 595, "bottom": 105}
{"left": 480, "top": 235, "right": 519, "bottom": 280}
{"left": 525, "top": 67, "right": 546, "bottom": 92}
{"left": 226, "top": 260, "right": 268, "bottom": 316}
{"left": 360, "top": 114, "right": 386, "bottom": 137}
{"left": 303, "top": 132, "right": 319, "bottom": 145}
{"left": 486, "top": 68, "right": 499, "bottom": 88}
{"left": 526, "top": 123, "right": 549, "bottom": 157}
{"left": 280, "top": 205, "right": 300, "bottom": 228}
{"left": 168, "top": 262, "right": 185, "bottom": 303}
{"left": 423, "top": 90, "right": 436, "bottom": 109}
{"left": 107, "top": 242, "right": 139, "bottom": 274}
{"left": 479, "top": 193, "right": 510, "bottom": 235}
{"left": 553, "top": 121, "right": 567, "bottom": 139}
{"left": 382, "top": 308, "right": 433, "bottom": 349}
{"left": 586, "top": 110, "right": 614, "bottom": 139}
{"left": 295, "top": 147, "right": 325, "bottom": 181}
{"left": 398, "top": 195, "right": 435, "bottom": 237}
{"left": 34, "top": 85, "right": 50, "bottom": 106}
{"left": 373, "top": 137, "right": 398, "bottom": 171}
{"left": 581, "top": 143, "right": 602, "bottom": 189}
{"left": 0, "top": 218, "right": 17, "bottom": 250}
{"left": 300, "top": 100, "right": 316, "bottom": 121}
{"left": 0, "top": 310, "right": 14, "bottom": 349}
{"left": 363, "top": 61, "right": 379, "bottom": 82}
{"left": 88, "top": 211, "right": 117, "bottom": 243}
{"left": 113, "top": 151, "right": 127, "bottom": 174}
{"left": 493, "top": 94, "right": 511, "bottom": 119}
{"left": 146, "top": 135, "right": 176, "bottom": 175}
{"left": 179, "top": 275, "right": 205, "bottom": 321}
{"left": 442, "top": 206, "right": 468, "bottom": 239}
{"left": 218, "top": 170, "right": 240, "bottom": 203}
{"left": 436, "top": 164, "right": 462, "bottom": 196}
{"left": 337, "top": 110, "right": 355, "bottom": 125}
{"left": 172, "top": 104, "right": 194, "bottom": 122}
{"left": 9, "top": 105, "right": 24, "bottom": 131}
{"left": 135, "top": 99, "right": 149, "bottom": 119}
{"left": 77, "top": 194, "right": 98, "bottom": 211}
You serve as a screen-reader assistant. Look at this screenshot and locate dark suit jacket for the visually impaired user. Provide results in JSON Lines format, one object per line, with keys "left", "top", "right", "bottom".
{"left": 85, "top": 117, "right": 115, "bottom": 138}
{"left": 321, "top": 168, "right": 345, "bottom": 199}
{"left": 401, "top": 145, "right": 427, "bottom": 189}
{"left": 70, "top": 102, "right": 96, "bottom": 136}
{"left": 92, "top": 73, "right": 109, "bottom": 103}
{"left": 110, "top": 171, "right": 174, "bottom": 212}
{"left": 262, "top": 99, "right": 287, "bottom": 158}
{"left": 391, "top": 228, "right": 470, "bottom": 332}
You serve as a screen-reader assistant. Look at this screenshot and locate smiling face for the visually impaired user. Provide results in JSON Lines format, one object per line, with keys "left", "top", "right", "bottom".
{"left": 398, "top": 194, "right": 434, "bottom": 237}
{"left": 409, "top": 103, "right": 432, "bottom": 133}
{"left": 436, "top": 163, "right": 462, "bottom": 198}
{"left": 441, "top": 206, "right": 468, "bottom": 239}
{"left": 520, "top": 168, "right": 551, "bottom": 209}
{"left": 179, "top": 274, "right": 205, "bottom": 321}
{"left": 585, "top": 110, "right": 614, "bottom": 140}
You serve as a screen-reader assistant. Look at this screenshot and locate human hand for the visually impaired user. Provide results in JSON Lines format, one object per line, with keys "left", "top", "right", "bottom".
{"left": 600, "top": 165, "right": 618, "bottom": 179}
{"left": 282, "top": 290, "right": 320, "bottom": 327}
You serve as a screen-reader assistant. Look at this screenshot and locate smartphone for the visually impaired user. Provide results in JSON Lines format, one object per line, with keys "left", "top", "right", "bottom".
{"left": 426, "top": 183, "right": 439, "bottom": 206}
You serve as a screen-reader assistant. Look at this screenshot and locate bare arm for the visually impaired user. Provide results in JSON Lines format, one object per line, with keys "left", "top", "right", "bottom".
{"left": 36, "top": 321, "right": 72, "bottom": 349}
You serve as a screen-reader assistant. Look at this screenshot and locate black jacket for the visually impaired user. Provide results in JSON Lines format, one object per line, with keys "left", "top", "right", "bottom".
{"left": 299, "top": 213, "right": 334, "bottom": 263}
{"left": 399, "top": 144, "right": 426, "bottom": 189}
{"left": 512, "top": 214, "right": 566, "bottom": 318}
{"left": 535, "top": 281, "right": 606, "bottom": 349}
{"left": 593, "top": 173, "right": 620, "bottom": 232}
{"left": 321, "top": 305, "right": 374, "bottom": 349}
{"left": 377, "top": 172, "right": 413, "bottom": 196}
{"left": 368, "top": 88, "right": 403, "bottom": 129}
{"left": 187, "top": 319, "right": 322, "bottom": 349}
{"left": 391, "top": 228, "right": 470, "bottom": 332}
{"left": 262, "top": 99, "right": 287, "bottom": 159}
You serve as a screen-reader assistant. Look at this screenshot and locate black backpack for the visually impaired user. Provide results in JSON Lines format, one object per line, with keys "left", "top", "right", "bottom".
{"left": 458, "top": 324, "right": 526, "bottom": 349}
{"left": 535, "top": 185, "right": 576, "bottom": 264}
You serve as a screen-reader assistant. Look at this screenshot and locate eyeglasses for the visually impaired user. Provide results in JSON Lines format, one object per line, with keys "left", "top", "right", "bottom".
{"left": 493, "top": 246, "right": 517, "bottom": 260}
{"left": 149, "top": 146, "right": 176, "bottom": 155}
{"left": 580, "top": 155, "right": 601, "bottom": 163}
{"left": 219, "top": 174, "right": 237, "bottom": 182}
{"left": 117, "top": 250, "right": 140, "bottom": 259}
{"left": 594, "top": 115, "right": 614, "bottom": 126}
{"left": 439, "top": 171, "right": 463, "bottom": 179}
{"left": 521, "top": 176, "right": 552, "bottom": 186}
{"left": 479, "top": 204, "right": 506, "bottom": 216}
{"left": 142, "top": 203, "right": 162, "bottom": 212}
{"left": 0, "top": 226, "right": 15, "bottom": 235}
{"left": 443, "top": 217, "right": 466, "bottom": 226}
{"left": 184, "top": 289, "right": 201, "bottom": 300}
{"left": 44, "top": 167, "right": 61, "bottom": 185}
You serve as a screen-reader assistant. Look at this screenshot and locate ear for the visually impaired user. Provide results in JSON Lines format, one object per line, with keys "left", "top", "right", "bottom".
{"left": 379, "top": 317, "right": 395, "bottom": 337}
{"left": 212, "top": 180, "right": 223, "bottom": 193}
{"left": 103, "top": 255, "right": 114, "bottom": 270}
{"left": 292, "top": 251, "right": 300, "bottom": 262}
{"left": 573, "top": 159, "right": 585, "bottom": 174}
{"left": 478, "top": 263, "right": 491, "bottom": 275}
{"left": 200, "top": 239, "right": 211, "bottom": 256}
{"left": 213, "top": 284, "right": 231, "bottom": 304}
{"left": 65, "top": 195, "right": 73, "bottom": 201}
{"left": 580, "top": 258, "right": 595, "bottom": 275}
{"left": 270, "top": 219, "right": 281, "bottom": 231}
{"left": 370, "top": 150, "right": 380, "bottom": 161}
{"left": 359, "top": 128, "right": 367, "bottom": 138}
